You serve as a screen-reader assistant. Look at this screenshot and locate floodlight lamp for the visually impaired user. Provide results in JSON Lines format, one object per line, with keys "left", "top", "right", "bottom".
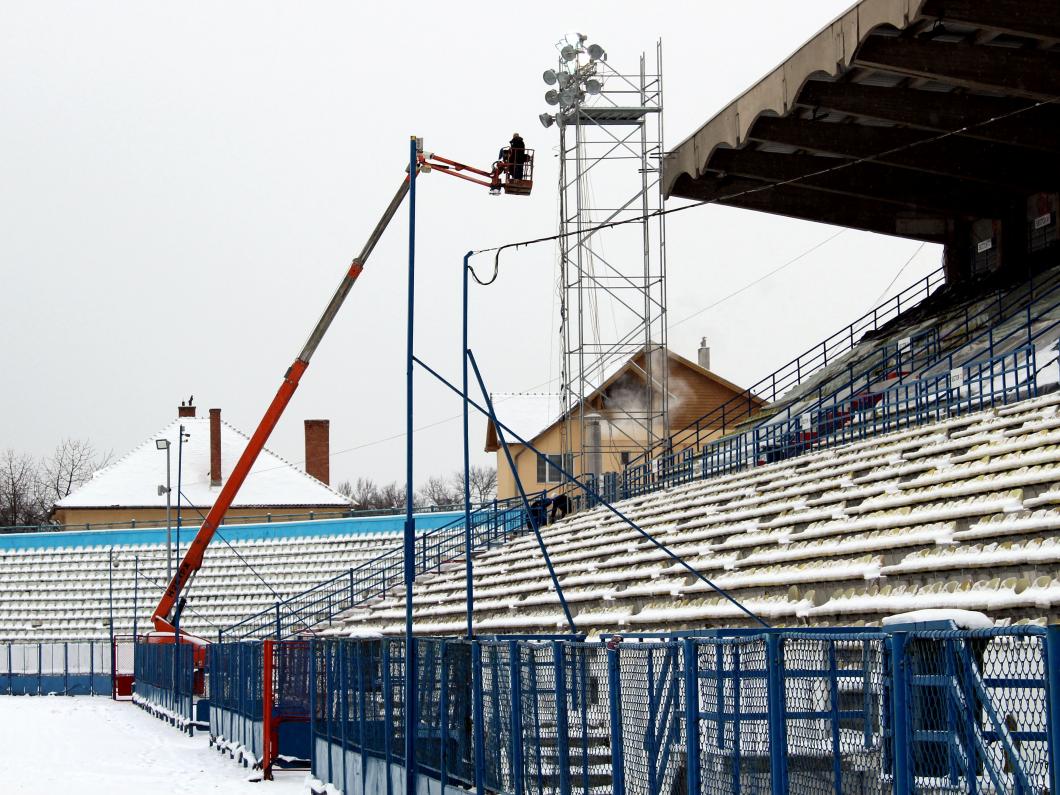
{"left": 585, "top": 78, "right": 603, "bottom": 95}
{"left": 539, "top": 112, "right": 555, "bottom": 129}
{"left": 587, "top": 43, "right": 606, "bottom": 61}
{"left": 155, "top": 439, "right": 170, "bottom": 450}
{"left": 557, "top": 72, "right": 575, "bottom": 89}
{"left": 560, "top": 44, "right": 578, "bottom": 62}
{"left": 545, "top": 89, "right": 560, "bottom": 106}
{"left": 542, "top": 69, "right": 558, "bottom": 86}
{"left": 559, "top": 87, "right": 578, "bottom": 106}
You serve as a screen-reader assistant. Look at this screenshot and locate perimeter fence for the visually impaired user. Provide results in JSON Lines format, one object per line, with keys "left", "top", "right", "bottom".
{"left": 149, "top": 624, "right": 1060, "bottom": 794}
{"left": 0, "top": 639, "right": 111, "bottom": 695}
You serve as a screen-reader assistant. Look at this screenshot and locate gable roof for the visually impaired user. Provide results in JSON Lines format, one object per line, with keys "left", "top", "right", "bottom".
{"left": 56, "top": 416, "right": 352, "bottom": 509}
{"left": 484, "top": 348, "right": 764, "bottom": 452}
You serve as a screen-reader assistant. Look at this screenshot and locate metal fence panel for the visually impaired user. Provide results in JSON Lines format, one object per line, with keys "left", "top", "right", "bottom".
{"left": 782, "top": 634, "right": 889, "bottom": 795}
{"left": 904, "top": 629, "right": 1050, "bottom": 795}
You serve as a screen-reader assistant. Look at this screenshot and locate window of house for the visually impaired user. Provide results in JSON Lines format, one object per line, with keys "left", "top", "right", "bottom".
{"left": 536, "top": 453, "right": 572, "bottom": 483}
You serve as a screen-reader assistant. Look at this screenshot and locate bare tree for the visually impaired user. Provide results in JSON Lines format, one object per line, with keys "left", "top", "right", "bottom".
{"left": 0, "top": 449, "right": 47, "bottom": 527}
{"left": 418, "top": 475, "right": 457, "bottom": 508}
{"left": 377, "top": 481, "right": 408, "bottom": 510}
{"left": 40, "top": 438, "right": 113, "bottom": 501}
{"left": 453, "top": 465, "right": 498, "bottom": 504}
{"left": 337, "top": 477, "right": 382, "bottom": 509}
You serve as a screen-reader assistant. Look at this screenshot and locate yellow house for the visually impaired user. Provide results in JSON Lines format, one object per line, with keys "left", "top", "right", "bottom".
{"left": 485, "top": 347, "right": 765, "bottom": 500}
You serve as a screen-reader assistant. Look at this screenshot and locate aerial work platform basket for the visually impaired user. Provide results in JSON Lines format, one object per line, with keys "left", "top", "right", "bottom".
{"left": 497, "top": 146, "right": 534, "bottom": 195}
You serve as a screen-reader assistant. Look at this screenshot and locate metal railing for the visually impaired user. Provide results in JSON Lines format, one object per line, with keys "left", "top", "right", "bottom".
{"left": 635, "top": 263, "right": 1060, "bottom": 471}
{"left": 219, "top": 496, "right": 533, "bottom": 641}
{"left": 171, "top": 625, "right": 1060, "bottom": 795}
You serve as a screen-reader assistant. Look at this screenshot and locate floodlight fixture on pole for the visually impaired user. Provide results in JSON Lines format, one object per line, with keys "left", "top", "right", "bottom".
{"left": 539, "top": 113, "right": 556, "bottom": 129}
{"left": 156, "top": 438, "right": 172, "bottom": 581}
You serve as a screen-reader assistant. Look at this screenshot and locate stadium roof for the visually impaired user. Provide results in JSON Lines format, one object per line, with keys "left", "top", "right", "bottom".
{"left": 663, "top": 0, "right": 1060, "bottom": 244}
{"left": 56, "top": 416, "right": 351, "bottom": 509}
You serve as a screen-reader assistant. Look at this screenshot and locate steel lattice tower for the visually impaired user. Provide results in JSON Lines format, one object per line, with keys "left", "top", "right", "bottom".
{"left": 542, "top": 37, "right": 668, "bottom": 484}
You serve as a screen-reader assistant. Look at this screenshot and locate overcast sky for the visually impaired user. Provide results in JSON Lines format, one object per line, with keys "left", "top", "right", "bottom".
{"left": 0, "top": 1, "right": 940, "bottom": 489}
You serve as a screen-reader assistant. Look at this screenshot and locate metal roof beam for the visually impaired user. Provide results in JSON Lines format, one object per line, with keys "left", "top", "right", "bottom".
{"left": 670, "top": 174, "right": 947, "bottom": 244}
{"left": 854, "top": 36, "right": 1060, "bottom": 102}
{"left": 796, "top": 81, "right": 1059, "bottom": 153}
{"left": 707, "top": 148, "right": 1015, "bottom": 218}
{"left": 748, "top": 116, "right": 1060, "bottom": 193}
{"left": 921, "top": 0, "right": 1060, "bottom": 42}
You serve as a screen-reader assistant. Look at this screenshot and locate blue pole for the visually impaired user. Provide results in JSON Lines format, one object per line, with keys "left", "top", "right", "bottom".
{"left": 403, "top": 133, "right": 419, "bottom": 795}
{"left": 1045, "top": 627, "right": 1060, "bottom": 795}
{"left": 462, "top": 251, "right": 475, "bottom": 638}
{"left": 890, "top": 632, "right": 911, "bottom": 795}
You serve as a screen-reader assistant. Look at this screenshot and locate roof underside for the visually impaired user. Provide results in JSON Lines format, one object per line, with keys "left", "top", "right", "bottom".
{"left": 664, "top": 0, "right": 1060, "bottom": 243}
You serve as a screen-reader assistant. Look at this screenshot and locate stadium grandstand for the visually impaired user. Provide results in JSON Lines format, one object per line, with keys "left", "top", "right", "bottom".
{"left": 6, "top": 2, "right": 1060, "bottom": 794}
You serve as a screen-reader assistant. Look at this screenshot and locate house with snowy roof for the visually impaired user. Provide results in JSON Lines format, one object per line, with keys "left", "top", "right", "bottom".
{"left": 52, "top": 402, "right": 351, "bottom": 527}
{"left": 485, "top": 344, "right": 764, "bottom": 500}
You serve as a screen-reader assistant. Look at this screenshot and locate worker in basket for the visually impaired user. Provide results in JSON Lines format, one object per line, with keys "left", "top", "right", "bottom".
{"left": 508, "top": 132, "right": 526, "bottom": 180}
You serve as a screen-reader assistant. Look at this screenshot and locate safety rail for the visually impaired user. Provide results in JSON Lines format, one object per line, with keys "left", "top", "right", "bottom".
{"left": 626, "top": 271, "right": 1060, "bottom": 498}
{"left": 0, "top": 640, "right": 111, "bottom": 695}
{"left": 162, "top": 625, "right": 1060, "bottom": 795}
{"left": 626, "top": 265, "right": 947, "bottom": 468}
{"left": 636, "top": 263, "right": 1060, "bottom": 472}
{"left": 220, "top": 496, "right": 532, "bottom": 641}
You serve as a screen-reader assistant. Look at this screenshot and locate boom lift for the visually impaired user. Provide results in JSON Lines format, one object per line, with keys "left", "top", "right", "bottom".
{"left": 149, "top": 141, "right": 534, "bottom": 644}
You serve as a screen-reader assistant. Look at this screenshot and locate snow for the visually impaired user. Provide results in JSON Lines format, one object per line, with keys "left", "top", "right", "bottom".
{"left": 882, "top": 609, "right": 994, "bottom": 629}
{"left": 0, "top": 696, "right": 307, "bottom": 794}
{"left": 56, "top": 417, "right": 350, "bottom": 509}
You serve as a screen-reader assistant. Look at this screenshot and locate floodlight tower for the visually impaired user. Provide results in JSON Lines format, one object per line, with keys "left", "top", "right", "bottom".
{"left": 540, "top": 35, "right": 668, "bottom": 485}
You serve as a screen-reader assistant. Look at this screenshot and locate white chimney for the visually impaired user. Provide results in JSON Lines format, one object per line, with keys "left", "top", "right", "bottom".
{"left": 698, "top": 337, "right": 711, "bottom": 370}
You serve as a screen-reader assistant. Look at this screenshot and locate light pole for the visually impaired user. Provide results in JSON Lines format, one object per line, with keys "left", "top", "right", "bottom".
{"left": 155, "top": 439, "right": 172, "bottom": 581}
{"left": 175, "top": 426, "right": 189, "bottom": 568}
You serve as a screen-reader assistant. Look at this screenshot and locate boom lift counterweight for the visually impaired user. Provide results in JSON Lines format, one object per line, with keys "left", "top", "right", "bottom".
{"left": 150, "top": 140, "right": 534, "bottom": 639}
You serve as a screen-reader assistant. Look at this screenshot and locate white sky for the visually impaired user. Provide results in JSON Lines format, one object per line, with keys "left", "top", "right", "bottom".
{"left": 0, "top": 1, "right": 940, "bottom": 488}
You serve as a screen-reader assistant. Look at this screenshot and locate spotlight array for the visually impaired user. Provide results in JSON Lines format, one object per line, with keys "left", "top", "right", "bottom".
{"left": 539, "top": 32, "right": 607, "bottom": 127}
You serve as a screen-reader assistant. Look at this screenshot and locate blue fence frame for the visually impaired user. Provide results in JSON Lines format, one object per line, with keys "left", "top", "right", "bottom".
{"left": 149, "top": 626, "right": 1051, "bottom": 795}
{"left": 133, "top": 641, "right": 196, "bottom": 729}
{"left": 0, "top": 640, "right": 111, "bottom": 695}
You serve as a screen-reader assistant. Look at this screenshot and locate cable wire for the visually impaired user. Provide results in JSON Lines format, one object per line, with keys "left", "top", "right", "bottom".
{"left": 468, "top": 98, "right": 1056, "bottom": 283}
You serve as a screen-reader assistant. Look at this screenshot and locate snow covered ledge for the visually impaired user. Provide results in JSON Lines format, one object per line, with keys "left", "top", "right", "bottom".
{"left": 882, "top": 609, "right": 994, "bottom": 630}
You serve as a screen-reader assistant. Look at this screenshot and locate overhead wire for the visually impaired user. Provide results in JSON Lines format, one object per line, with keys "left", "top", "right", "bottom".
{"left": 467, "top": 97, "right": 1056, "bottom": 284}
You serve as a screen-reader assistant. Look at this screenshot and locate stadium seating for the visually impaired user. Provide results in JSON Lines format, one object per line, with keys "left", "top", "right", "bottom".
{"left": 330, "top": 392, "right": 1060, "bottom": 636}
{"left": 0, "top": 532, "right": 400, "bottom": 642}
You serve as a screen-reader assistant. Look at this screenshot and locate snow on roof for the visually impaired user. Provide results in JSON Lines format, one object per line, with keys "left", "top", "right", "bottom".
{"left": 56, "top": 416, "right": 351, "bottom": 509}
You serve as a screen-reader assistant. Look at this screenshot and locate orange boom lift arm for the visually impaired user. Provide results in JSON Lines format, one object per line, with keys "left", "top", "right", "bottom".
{"left": 151, "top": 143, "right": 534, "bottom": 635}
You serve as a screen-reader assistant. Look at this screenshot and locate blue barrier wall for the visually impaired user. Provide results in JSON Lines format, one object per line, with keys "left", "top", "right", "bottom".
{"left": 2, "top": 640, "right": 111, "bottom": 695}
{"left": 0, "top": 511, "right": 462, "bottom": 552}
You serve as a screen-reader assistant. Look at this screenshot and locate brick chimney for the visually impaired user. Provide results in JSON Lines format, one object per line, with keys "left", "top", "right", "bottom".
{"left": 178, "top": 402, "right": 196, "bottom": 418}
{"left": 209, "top": 408, "right": 222, "bottom": 487}
{"left": 304, "top": 419, "right": 330, "bottom": 485}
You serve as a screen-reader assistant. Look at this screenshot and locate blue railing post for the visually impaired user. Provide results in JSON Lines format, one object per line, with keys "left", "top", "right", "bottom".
{"left": 274, "top": 601, "right": 281, "bottom": 640}
{"left": 63, "top": 642, "right": 68, "bottom": 696}
{"left": 509, "top": 641, "right": 524, "bottom": 795}
{"left": 890, "top": 632, "right": 912, "bottom": 795}
{"left": 766, "top": 633, "right": 788, "bottom": 795}
{"left": 383, "top": 641, "right": 393, "bottom": 795}
{"left": 553, "top": 641, "right": 571, "bottom": 795}
{"left": 309, "top": 639, "right": 317, "bottom": 780}
{"left": 1045, "top": 627, "right": 1060, "bottom": 795}
{"left": 682, "top": 639, "right": 700, "bottom": 795}
{"left": 606, "top": 643, "right": 625, "bottom": 795}
{"left": 473, "top": 642, "right": 486, "bottom": 795}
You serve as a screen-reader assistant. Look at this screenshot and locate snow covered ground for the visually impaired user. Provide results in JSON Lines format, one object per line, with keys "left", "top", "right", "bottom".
{"left": 0, "top": 696, "right": 307, "bottom": 794}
